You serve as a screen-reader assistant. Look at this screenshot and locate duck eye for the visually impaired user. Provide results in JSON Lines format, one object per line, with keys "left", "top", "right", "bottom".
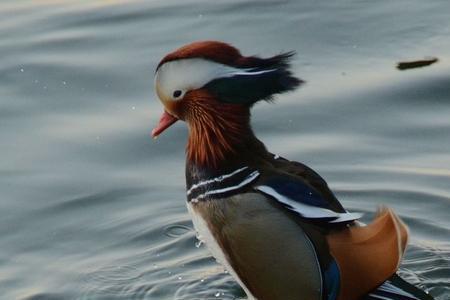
{"left": 173, "top": 90, "right": 182, "bottom": 98}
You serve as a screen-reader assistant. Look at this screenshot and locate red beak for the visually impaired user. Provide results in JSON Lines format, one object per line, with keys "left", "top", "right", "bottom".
{"left": 151, "top": 110, "right": 178, "bottom": 138}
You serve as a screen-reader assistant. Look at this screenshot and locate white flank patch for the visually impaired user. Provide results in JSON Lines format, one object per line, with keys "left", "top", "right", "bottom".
{"left": 367, "top": 294, "right": 394, "bottom": 300}
{"left": 187, "top": 203, "right": 256, "bottom": 300}
{"left": 377, "top": 281, "right": 418, "bottom": 299}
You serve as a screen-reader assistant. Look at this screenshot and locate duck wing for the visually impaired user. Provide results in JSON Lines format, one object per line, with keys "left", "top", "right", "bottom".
{"left": 254, "top": 155, "right": 420, "bottom": 300}
{"left": 255, "top": 155, "right": 362, "bottom": 224}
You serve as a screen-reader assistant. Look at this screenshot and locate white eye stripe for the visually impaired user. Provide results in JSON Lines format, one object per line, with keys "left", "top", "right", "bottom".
{"left": 154, "top": 58, "right": 275, "bottom": 101}
{"left": 227, "top": 69, "right": 276, "bottom": 76}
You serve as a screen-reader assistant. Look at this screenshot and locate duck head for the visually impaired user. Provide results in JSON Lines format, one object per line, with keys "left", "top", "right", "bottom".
{"left": 152, "top": 41, "right": 303, "bottom": 167}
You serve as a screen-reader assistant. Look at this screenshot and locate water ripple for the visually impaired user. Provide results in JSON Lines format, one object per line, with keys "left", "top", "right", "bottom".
{"left": 400, "top": 244, "right": 450, "bottom": 299}
{"left": 79, "top": 265, "right": 143, "bottom": 299}
{"left": 2, "top": 0, "right": 450, "bottom": 299}
{"left": 163, "top": 224, "right": 192, "bottom": 238}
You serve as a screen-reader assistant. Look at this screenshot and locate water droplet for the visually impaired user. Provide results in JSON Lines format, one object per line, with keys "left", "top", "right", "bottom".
{"left": 215, "top": 292, "right": 220, "bottom": 297}
{"left": 131, "top": 106, "right": 136, "bottom": 110}
{"left": 62, "top": 81, "right": 66, "bottom": 85}
{"left": 20, "top": 68, "right": 24, "bottom": 72}
{"left": 178, "top": 276, "right": 182, "bottom": 280}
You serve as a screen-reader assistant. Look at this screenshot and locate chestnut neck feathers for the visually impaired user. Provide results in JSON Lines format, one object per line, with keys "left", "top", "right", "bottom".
{"left": 185, "top": 91, "right": 267, "bottom": 169}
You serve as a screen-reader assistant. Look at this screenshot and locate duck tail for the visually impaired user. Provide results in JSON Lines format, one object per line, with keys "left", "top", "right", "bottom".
{"left": 364, "top": 273, "right": 435, "bottom": 300}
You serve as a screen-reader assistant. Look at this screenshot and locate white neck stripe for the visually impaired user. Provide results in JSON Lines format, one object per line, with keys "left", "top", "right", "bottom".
{"left": 191, "top": 171, "right": 260, "bottom": 202}
{"left": 187, "top": 166, "right": 249, "bottom": 195}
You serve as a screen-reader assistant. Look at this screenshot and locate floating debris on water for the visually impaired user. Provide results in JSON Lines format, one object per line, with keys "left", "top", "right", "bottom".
{"left": 397, "top": 57, "right": 439, "bottom": 70}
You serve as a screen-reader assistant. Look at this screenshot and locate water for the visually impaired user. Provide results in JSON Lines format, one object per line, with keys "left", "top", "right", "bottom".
{"left": 1, "top": 1, "right": 449, "bottom": 299}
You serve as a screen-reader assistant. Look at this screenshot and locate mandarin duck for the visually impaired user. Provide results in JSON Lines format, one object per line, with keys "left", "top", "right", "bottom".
{"left": 151, "top": 41, "right": 435, "bottom": 300}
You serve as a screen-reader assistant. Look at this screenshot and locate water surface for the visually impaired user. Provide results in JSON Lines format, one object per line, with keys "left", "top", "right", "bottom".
{"left": 1, "top": 1, "right": 449, "bottom": 299}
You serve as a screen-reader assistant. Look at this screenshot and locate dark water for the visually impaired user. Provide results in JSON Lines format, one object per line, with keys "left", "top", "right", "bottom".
{"left": 1, "top": 1, "right": 449, "bottom": 299}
